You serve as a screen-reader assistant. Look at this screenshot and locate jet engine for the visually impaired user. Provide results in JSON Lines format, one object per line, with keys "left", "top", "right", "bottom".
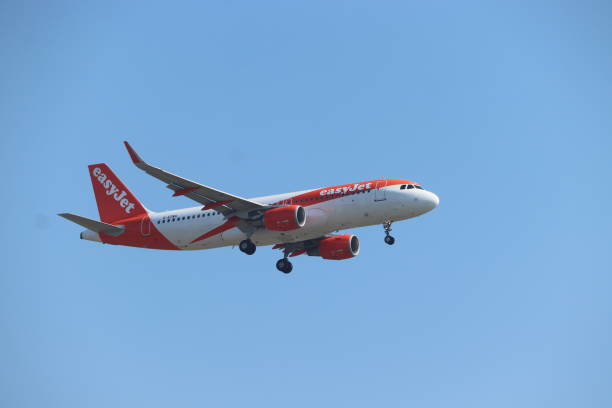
{"left": 308, "top": 234, "right": 360, "bottom": 260}
{"left": 263, "top": 205, "right": 306, "bottom": 231}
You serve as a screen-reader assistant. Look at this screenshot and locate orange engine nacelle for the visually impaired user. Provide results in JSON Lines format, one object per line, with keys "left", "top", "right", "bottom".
{"left": 317, "top": 235, "right": 360, "bottom": 260}
{"left": 263, "top": 205, "right": 306, "bottom": 231}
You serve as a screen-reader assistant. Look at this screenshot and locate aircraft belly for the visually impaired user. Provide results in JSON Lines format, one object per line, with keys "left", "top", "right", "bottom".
{"left": 221, "top": 227, "right": 247, "bottom": 244}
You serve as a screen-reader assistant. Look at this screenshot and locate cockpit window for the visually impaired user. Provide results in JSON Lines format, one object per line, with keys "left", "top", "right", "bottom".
{"left": 400, "top": 185, "right": 406, "bottom": 190}
{"left": 406, "top": 184, "right": 414, "bottom": 189}
{"left": 415, "top": 185, "right": 424, "bottom": 190}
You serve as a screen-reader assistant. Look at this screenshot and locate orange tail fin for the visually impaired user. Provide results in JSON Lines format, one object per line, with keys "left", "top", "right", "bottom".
{"left": 88, "top": 163, "right": 147, "bottom": 223}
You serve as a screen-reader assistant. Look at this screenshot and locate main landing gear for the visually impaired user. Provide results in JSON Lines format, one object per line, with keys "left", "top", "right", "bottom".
{"left": 240, "top": 238, "right": 293, "bottom": 273}
{"left": 239, "top": 239, "right": 256, "bottom": 255}
{"left": 383, "top": 220, "right": 395, "bottom": 245}
{"left": 275, "top": 246, "right": 294, "bottom": 274}
{"left": 276, "top": 258, "right": 293, "bottom": 274}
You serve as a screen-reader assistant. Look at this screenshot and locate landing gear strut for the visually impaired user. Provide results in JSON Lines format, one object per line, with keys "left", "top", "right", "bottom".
{"left": 239, "top": 239, "right": 256, "bottom": 255}
{"left": 383, "top": 220, "right": 395, "bottom": 245}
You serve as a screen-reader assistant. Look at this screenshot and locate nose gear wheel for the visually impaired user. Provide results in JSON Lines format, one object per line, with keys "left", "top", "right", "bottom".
{"left": 383, "top": 220, "right": 395, "bottom": 245}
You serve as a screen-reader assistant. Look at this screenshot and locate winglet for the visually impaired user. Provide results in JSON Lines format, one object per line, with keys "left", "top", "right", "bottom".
{"left": 124, "top": 141, "right": 143, "bottom": 164}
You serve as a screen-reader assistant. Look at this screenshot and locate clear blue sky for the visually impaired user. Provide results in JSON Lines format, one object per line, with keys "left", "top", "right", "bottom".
{"left": 1, "top": 1, "right": 611, "bottom": 407}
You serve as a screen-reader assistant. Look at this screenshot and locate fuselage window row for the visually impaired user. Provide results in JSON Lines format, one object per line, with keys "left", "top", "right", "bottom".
{"left": 158, "top": 210, "right": 223, "bottom": 224}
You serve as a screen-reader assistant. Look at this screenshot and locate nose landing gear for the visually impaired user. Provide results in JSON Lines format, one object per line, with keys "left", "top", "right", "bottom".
{"left": 239, "top": 239, "right": 256, "bottom": 255}
{"left": 383, "top": 220, "right": 395, "bottom": 245}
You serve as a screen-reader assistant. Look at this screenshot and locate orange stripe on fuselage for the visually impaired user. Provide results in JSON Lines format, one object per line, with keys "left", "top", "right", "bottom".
{"left": 272, "top": 179, "right": 414, "bottom": 207}
{"left": 190, "top": 217, "right": 239, "bottom": 244}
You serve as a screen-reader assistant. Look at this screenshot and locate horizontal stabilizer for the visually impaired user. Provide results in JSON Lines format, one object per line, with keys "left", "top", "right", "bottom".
{"left": 58, "top": 213, "right": 125, "bottom": 237}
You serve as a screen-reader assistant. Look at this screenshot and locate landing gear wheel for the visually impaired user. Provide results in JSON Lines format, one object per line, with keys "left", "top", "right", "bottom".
{"left": 382, "top": 220, "right": 395, "bottom": 245}
{"left": 384, "top": 235, "right": 395, "bottom": 245}
{"left": 276, "top": 259, "right": 293, "bottom": 274}
{"left": 239, "top": 239, "right": 256, "bottom": 255}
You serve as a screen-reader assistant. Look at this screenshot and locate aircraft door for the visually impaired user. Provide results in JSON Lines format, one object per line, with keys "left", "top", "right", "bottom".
{"left": 374, "top": 180, "right": 387, "bottom": 201}
{"left": 141, "top": 216, "right": 151, "bottom": 236}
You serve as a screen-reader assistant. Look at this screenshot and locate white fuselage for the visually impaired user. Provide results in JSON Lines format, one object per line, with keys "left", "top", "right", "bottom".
{"left": 150, "top": 184, "right": 439, "bottom": 250}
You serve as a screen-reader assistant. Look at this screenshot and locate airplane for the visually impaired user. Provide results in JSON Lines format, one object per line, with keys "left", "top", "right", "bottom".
{"left": 59, "top": 142, "right": 439, "bottom": 273}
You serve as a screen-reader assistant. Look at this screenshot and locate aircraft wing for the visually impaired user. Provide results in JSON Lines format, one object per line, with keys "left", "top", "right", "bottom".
{"left": 123, "top": 142, "right": 268, "bottom": 216}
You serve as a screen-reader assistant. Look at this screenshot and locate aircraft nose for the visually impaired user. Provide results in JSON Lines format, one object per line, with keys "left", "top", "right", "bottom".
{"left": 424, "top": 191, "right": 439, "bottom": 212}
